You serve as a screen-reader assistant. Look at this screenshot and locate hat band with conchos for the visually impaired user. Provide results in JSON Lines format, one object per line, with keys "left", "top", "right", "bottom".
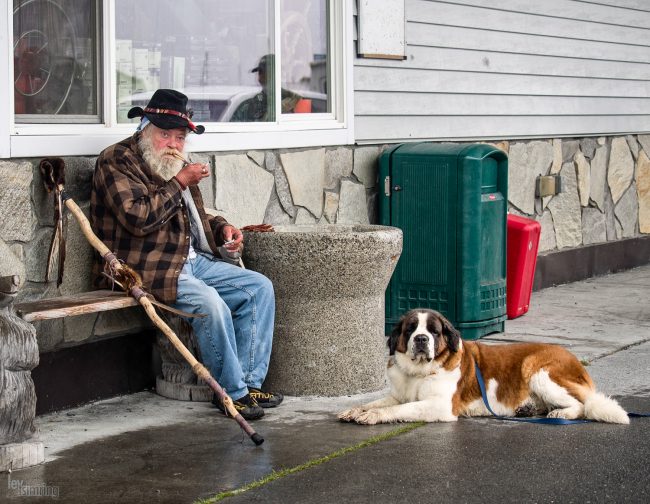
{"left": 127, "top": 89, "right": 205, "bottom": 134}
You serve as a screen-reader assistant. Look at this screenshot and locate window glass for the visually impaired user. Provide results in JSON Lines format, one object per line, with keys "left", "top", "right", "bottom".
{"left": 280, "top": 0, "right": 329, "bottom": 114}
{"left": 13, "top": 0, "right": 99, "bottom": 122}
{"left": 115, "top": 0, "right": 275, "bottom": 123}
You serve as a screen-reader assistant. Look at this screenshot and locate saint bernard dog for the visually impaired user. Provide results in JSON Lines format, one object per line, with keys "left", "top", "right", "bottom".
{"left": 339, "top": 309, "right": 629, "bottom": 425}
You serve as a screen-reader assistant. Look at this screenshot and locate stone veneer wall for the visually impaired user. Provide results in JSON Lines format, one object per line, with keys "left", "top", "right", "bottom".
{"left": 504, "top": 135, "right": 650, "bottom": 251}
{"left": 0, "top": 135, "right": 649, "bottom": 350}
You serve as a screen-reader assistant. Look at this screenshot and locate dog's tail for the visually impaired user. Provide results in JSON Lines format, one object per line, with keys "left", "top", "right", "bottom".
{"left": 583, "top": 391, "right": 629, "bottom": 424}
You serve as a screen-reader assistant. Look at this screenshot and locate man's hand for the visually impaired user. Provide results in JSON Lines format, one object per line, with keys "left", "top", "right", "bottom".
{"left": 175, "top": 163, "right": 210, "bottom": 188}
{"left": 222, "top": 225, "right": 243, "bottom": 251}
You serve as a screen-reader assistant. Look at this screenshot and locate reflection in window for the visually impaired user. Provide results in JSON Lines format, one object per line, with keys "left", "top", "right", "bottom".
{"left": 115, "top": 0, "right": 274, "bottom": 123}
{"left": 280, "top": 0, "right": 329, "bottom": 114}
{"left": 230, "top": 53, "right": 305, "bottom": 122}
{"left": 115, "top": 0, "right": 330, "bottom": 124}
{"left": 233, "top": 1, "right": 330, "bottom": 120}
{"left": 13, "top": 0, "right": 99, "bottom": 122}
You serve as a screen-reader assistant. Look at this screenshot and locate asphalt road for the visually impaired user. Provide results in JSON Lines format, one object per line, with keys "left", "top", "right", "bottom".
{"left": 226, "top": 342, "right": 650, "bottom": 504}
{"left": 4, "top": 343, "right": 645, "bottom": 504}
{"left": 3, "top": 267, "right": 649, "bottom": 504}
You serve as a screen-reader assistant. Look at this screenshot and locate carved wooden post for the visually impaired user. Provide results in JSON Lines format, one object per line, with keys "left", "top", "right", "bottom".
{"left": 155, "top": 315, "right": 212, "bottom": 402}
{"left": 0, "top": 275, "right": 44, "bottom": 472}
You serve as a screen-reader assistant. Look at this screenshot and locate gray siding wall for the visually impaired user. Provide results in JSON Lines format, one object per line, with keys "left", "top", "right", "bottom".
{"left": 354, "top": 0, "right": 650, "bottom": 143}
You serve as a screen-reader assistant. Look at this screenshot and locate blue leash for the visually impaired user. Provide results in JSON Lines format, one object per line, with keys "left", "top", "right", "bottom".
{"left": 474, "top": 363, "right": 649, "bottom": 425}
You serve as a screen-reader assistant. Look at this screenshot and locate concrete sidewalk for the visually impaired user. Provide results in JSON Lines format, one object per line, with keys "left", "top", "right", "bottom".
{"left": 498, "top": 264, "right": 650, "bottom": 362}
{"left": 2, "top": 266, "right": 650, "bottom": 503}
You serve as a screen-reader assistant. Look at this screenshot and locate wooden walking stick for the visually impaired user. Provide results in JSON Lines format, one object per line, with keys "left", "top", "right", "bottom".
{"left": 39, "top": 158, "right": 264, "bottom": 446}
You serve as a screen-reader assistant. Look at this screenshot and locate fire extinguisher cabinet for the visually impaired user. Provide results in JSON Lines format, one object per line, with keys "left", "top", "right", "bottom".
{"left": 379, "top": 143, "right": 508, "bottom": 340}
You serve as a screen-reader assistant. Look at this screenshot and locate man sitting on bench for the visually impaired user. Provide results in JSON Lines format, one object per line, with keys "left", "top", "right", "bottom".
{"left": 90, "top": 89, "right": 282, "bottom": 420}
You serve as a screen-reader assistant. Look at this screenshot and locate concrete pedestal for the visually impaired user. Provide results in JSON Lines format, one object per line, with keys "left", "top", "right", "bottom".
{"left": 243, "top": 224, "right": 402, "bottom": 396}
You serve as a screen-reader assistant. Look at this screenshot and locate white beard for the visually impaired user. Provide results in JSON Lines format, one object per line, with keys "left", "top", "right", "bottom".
{"left": 138, "top": 129, "right": 185, "bottom": 181}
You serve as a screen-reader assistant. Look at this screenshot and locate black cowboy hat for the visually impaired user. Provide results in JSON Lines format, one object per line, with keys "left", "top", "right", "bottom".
{"left": 127, "top": 89, "right": 205, "bottom": 134}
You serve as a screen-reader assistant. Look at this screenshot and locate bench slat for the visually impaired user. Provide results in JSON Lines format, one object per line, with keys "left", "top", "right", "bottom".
{"left": 15, "top": 290, "right": 139, "bottom": 322}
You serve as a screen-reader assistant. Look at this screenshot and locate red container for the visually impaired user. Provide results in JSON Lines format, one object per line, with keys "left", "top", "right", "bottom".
{"left": 506, "top": 214, "right": 541, "bottom": 319}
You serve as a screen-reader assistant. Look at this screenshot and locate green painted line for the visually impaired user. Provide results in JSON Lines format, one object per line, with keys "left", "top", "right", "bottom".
{"left": 196, "top": 422, "right": 425, "bottom": 503}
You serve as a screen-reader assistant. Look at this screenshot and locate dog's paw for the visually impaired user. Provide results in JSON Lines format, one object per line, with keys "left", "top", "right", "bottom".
{"left": 337, "top": 409, "right": 355, "bottom": 422}
{"left": 514, "top": 403, "right": 537, "bottom": 417}
{"left": 547, "top": 407, "right": 580, "bottom": 420}
{"left": 337, "top": 407, "right": 366, "bottom": 422}
{"left": 354, "top": 409, "right": 386, "bottom": 425}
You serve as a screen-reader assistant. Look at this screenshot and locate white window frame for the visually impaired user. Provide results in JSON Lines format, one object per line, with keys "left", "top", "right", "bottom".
{"left": 1, "top": 0, "right": 354, "bottom": 158}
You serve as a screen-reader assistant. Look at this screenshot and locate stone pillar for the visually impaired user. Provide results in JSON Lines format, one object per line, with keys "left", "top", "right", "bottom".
{"left": 0, "top": 276, "right": 44, "bottom": 472}
{"left": 243, "top": 224, "right": 403, "bottom": 396}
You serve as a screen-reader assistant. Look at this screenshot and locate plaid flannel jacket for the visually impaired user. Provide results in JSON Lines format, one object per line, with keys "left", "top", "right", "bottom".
{"left": 90, "top": 133, "right": 229, "bottom": 303}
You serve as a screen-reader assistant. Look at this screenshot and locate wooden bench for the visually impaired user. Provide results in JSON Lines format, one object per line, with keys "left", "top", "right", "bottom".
{"left": 14, "top": 290, "right": 139, "bottom": 322}
{"left": 14, "top": 288, "right": 211, "bottom": 402}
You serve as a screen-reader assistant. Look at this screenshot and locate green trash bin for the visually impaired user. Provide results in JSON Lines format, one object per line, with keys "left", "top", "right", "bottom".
{"left": 380, "top": 143, "right": 508, "bottom": 340}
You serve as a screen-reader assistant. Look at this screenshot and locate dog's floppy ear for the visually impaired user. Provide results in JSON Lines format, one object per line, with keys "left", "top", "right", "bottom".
{"left": 439, "top": 313, "right": 461, "bottom": 353}
{"left": 387, "top": 317, "right": 404, "bottom": 355}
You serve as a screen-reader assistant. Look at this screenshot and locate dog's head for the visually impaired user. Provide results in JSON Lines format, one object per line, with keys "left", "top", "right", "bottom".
{"left": 388, "top": 309, "right": 461, "bottom": 363}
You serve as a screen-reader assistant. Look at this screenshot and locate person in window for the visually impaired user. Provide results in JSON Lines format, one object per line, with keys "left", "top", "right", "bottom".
{"left": 90, "top": 89, "right": 282, "bottom": 420}
{"left": 231, "top": 54, "right": 302, "bottom": 122}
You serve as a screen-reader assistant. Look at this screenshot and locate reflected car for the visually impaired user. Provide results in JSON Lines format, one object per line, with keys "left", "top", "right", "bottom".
{"left": 122, "top": 85, "right": 327, "bottom": 123}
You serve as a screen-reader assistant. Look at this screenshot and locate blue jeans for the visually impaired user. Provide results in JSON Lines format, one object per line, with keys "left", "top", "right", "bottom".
{"left": 173, "top": 253, "right": 275, "bottom": 401}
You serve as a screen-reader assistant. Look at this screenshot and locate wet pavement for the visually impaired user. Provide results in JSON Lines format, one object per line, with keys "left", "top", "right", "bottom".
{"left": 4, "top": 416, "right": 398, "bottom": 503}
{"left": 225, "top": 396, "right": 650, "bottom": 504}
{"left": 2, "top": 266, "right": 650, "bottom": 503}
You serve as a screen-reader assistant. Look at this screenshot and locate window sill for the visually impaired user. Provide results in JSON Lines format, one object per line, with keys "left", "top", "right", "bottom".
{"left": 8, "top": 119, "right": 354, "bottom": 158}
